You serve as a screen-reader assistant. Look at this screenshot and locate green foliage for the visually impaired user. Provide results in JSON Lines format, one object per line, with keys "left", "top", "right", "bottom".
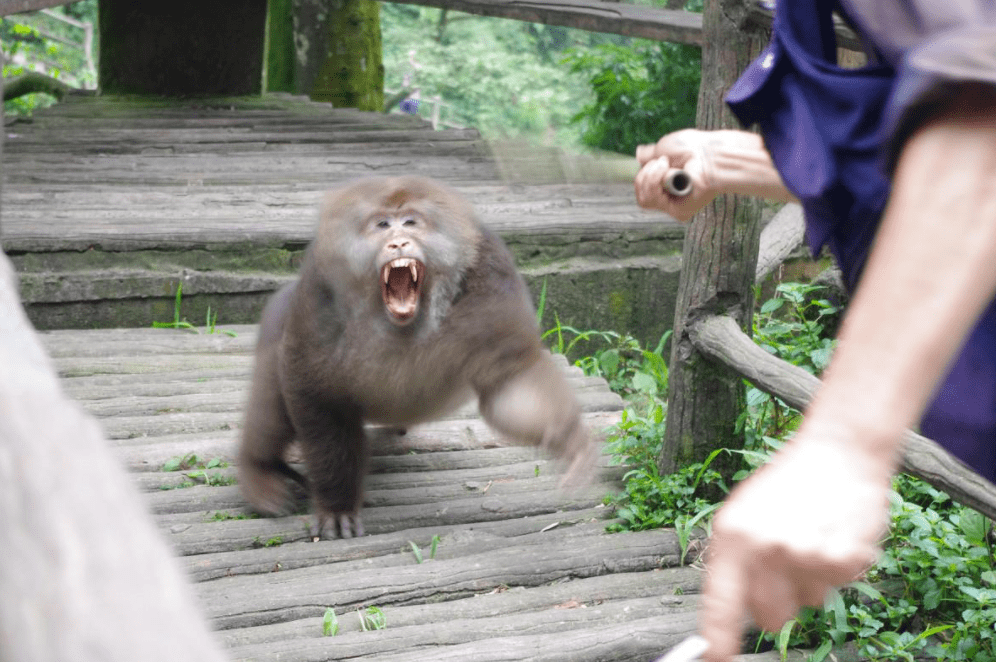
{"left": 408, "top": 536, "right": 440, "bottom": 564}
{"left": 358, "top": 606, "right": 387, "bottom": 631}
{"left": 161, "top": 454, "right": 234, "bottom": 486}
{"left": 208, "top": 511, "right": 259, "bottom": 522}
{"left": 543, "top": 320, "right": 671, "bottom": 403}
{"left": 597, "top": 280, "right": 995, "bottom": 660}
{"left": 162, "top": 453, "right": 226, "bottom": 472}
{"left": 753, "top": 282, "right": 840, "bottom": 376}
{"left": 380, "top": 3, "right": 621, "bottom": 143}
{"left": 564, "top": 40, "right": 701, "bottom": 156}
{"left": 3, "top": 1, "right": 97, "bottom": 116}
{"left": 768, "top": 475, "right": 996, "bottom": 661}
{"left": 543, "top": 319, "right": 721, "bottom": 559}
{"left": 152, "top": 283, "right": 237, "bottom": 337}
{"left": 594, "top": 281, "right": 996, "bottom": 658}
{"left": 253, "top": 535, "right": 284, "bottom": 548}
{"left": 322, "top": 608, "right": 340, "bottom": 636}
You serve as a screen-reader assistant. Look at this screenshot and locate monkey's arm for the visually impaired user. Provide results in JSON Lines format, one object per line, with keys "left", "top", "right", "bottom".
{"left": 458, "top": 230, "right": 596, "bottom": 483}
{"left": 276, "top": 271, "right": 370, "bottom": 539}
{"left": 477, "top": 352, "right": 595, "bottom": 483}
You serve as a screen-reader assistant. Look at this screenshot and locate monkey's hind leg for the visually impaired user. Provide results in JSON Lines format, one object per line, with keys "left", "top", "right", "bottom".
{"left": 238, "top": 346, "right": 304, "bottom": 516}
{"left": 296, "top": 407, "right": 369, "bottom": 539}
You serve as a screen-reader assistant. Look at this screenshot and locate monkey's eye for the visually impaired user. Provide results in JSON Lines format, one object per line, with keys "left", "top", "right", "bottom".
{"left": 402, "top": 216, "right": 418, "bottom": 227}
{"left": 374, "top": 218, "right": 390, "bottom": 229}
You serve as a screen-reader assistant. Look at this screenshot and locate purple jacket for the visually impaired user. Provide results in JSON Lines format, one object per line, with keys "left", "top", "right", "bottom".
{"left": 726, "top": 0, "right": 996, "bottom": 481}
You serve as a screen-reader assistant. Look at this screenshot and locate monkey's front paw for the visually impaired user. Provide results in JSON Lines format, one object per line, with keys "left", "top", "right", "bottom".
{"left": 558, "top": 436, "right": 600, "bottom": 489}
{"left": 239, "top": 463, "right": 296, "bottom": 516}
{"left": 314, "top": 511, "right": 365, "bottom": 540}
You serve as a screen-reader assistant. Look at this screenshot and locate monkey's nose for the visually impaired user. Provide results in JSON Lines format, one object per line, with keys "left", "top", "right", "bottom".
{"left": 387, "top": 239, "right": 411, "bottom": 251}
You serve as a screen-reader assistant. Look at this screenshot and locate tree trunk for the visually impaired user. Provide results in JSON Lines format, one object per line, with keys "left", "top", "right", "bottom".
{"left": 268, "top": 0, "right": 384, "bottom": 111}
{"left": 659, "top": 0, "right": 768, "bottom": 478}
{"left": 265, "top": 0, "right": 298, "bottom": 94}
{"left": 311, "top": 0, "right": 385, "bottom": 110}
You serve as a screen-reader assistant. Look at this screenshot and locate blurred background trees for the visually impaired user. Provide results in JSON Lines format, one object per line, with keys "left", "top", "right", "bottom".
{"left": 4, "top": 0, "right": 702, "bottom": 155}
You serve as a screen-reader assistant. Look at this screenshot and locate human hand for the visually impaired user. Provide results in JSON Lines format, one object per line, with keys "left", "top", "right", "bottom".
{"left": 634, "top": 129, "right": 719, "bottom": 222}
{"left": 700, "top": 427, "right": 893, "bottom": 662}
{"left": 634, "top": 129, "right": 796, "bottom": 221}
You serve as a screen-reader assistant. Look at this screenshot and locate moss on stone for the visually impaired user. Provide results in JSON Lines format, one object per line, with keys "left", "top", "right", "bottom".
{"left": 10, "top": 247, "right": 305, "bottom": 275}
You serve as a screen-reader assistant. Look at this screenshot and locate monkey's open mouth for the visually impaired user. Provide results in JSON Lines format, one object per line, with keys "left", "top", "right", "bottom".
{"left": 381, "top": 257, "right": 425, "bottom": 324}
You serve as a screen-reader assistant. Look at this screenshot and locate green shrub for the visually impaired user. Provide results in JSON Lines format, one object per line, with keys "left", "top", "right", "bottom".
{"left": 564, "top": 40, "right": 701, "bottom": 156}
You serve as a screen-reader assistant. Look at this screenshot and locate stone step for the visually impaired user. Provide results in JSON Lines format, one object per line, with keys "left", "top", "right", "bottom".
{"left": 3, "top": 94, "right": 684, "bottom": 348}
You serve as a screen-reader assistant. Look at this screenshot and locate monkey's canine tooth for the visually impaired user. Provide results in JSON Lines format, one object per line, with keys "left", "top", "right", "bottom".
{"left": 410, "top": 263, "right": 418, "bottom": 282}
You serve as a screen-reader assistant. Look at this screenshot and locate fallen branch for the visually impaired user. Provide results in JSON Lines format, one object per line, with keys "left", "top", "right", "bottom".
{"left": 689, "top": 314, "right": 996, "bottom": 520}
{"left": 3, "top": 71, "right": 73, "bottom": 101}
{"left": 755, "top": 202, "right": 805, "bottom": 283}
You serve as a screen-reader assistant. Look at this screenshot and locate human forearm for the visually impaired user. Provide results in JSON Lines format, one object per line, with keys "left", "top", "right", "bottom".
{"left": 634, "top": 129, "right": 796, "bottom": 220}
{"left": 802, "top": 84, "right": 996, "bottom": 466}
{"left": 700, "top": 84, "right": 996, "bottom": 662}
{"left": 698, "top": 130, "right": 797, "bottom": 202}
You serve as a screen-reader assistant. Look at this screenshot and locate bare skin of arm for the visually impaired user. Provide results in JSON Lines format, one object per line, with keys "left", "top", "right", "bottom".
{"left": 634, "top": 128, "right": 797, "bottom": 221}
{"left": 635, "top": 84, "right": 996, "bottom": 662}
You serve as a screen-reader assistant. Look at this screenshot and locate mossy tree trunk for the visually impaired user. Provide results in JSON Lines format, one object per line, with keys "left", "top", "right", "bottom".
{"left": 265, "top": 0, "right": 298, "bottom": 94}
{"left": 659, "top": 0, "right": 768, "bottom": 479}
{"left": 266, "top": 0, "right": 384, "bottom": 111}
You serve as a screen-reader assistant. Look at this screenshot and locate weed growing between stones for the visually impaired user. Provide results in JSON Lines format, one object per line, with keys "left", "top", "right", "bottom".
{"left": 152, "top": 282, "right": 237, "bottom": 337}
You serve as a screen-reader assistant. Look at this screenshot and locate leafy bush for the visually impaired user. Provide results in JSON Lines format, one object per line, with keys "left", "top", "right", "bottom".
{"left": 540, "top": 319, "right": 723, "bottom": 550}
{"left": 564, "top": 40, "right": 701, "bottom": 156}
{"left": 2, "top": 2, "right": 97, "bottom": 116}
{"left": 753, "top": 281, "right": 840, "bottom": 375}
{"left": 543, "top": 320, "right": 670, "bottom": 402}
{"left": 380, "top": 3, "right": 608, "bottom": 143}
{"left": 582, "top": 280, "right": 995, "bottom": 659}
{"left": 770, "top": 475, "right": 996, "bottom": 661}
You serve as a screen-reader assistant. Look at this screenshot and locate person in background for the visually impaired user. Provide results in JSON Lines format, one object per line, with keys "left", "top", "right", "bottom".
{"left": 633, "top": 2, "right": 996, "bottom": 661}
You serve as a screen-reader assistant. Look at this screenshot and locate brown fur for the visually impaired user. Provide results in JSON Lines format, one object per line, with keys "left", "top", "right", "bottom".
{"left": 238, "top": 176, "right": 594, "bottom": 538}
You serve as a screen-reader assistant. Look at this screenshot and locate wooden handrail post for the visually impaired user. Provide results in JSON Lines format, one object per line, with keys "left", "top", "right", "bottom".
{"left": 658, "top": 0, "right": 768, "bottom": 480}
{"left": 690, "top": 315, "right": 996, "bottom": 521}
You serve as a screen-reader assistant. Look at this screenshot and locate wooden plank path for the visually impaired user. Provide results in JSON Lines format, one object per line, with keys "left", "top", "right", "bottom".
{"left": 36, "top": 324, "right": 713, "bottom": 661}
{"left": 10, "top": 94, "right": 790, "bottom": 660}
{"left": 36, "top": 325, "right": 798, "bottom": 661}
{"left": 2, "top": 94, "right": 670, "bottom": 252}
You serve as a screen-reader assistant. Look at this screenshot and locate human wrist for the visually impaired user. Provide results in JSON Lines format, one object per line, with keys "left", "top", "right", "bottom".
{"left": 795, "top": 395, "right": 904, "bottom": 480}
{"left": 707, "top": 131, "right": 796, "bottom": 202}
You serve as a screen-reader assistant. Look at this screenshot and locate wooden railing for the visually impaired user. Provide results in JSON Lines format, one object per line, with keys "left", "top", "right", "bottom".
{"left": 2, "top": 6, "right": 96, "bottom": 92}
{"left": 692, "top": 314, "right": 996, "bottom": 520}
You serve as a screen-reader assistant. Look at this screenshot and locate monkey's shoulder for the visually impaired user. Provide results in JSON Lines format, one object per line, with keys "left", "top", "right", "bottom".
{"left": 458, "top": 227, "right": 529, "bottom": 305}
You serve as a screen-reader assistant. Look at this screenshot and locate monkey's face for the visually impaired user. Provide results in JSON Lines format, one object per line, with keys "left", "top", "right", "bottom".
{"left": 315, "top": 177, "right": 482, "bottom": 329}
{"left": 369, "top": 213, "right": 428, "bottom": 326}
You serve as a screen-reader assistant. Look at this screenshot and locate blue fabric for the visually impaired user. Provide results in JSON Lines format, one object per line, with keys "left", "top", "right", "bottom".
{"left": 725, "top": 0, "right": 996, "bottom": 482}
{"left": 726, "top": 0, "right": 892, "bottom": 288}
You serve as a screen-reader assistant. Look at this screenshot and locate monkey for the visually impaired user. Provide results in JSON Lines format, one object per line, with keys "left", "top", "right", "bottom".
{"left": 238, "top": 176, "right": 595, "bottom": 539}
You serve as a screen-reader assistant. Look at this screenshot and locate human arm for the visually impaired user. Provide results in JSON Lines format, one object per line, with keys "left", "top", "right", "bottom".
{"left": 700, "top": 83, "right": 996, "bottom": 662}
{"left": 633, "top": 129, "right": 797, "bottom": 222}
